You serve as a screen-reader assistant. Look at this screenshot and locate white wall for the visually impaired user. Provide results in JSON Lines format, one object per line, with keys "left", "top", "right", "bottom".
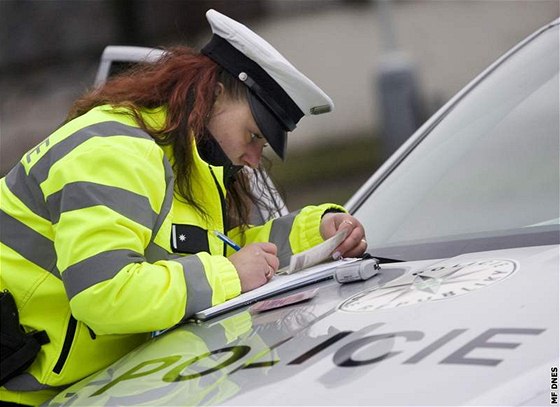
{"left": 241, "top": 1, "right": 559, "bottom": 151}
{"left": 2, "top": 1, "right": 558, "bottom": 174}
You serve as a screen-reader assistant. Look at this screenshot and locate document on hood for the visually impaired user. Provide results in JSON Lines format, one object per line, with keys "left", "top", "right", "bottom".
{"left": 194, "top": 257, "right": 358, "bottom": 322}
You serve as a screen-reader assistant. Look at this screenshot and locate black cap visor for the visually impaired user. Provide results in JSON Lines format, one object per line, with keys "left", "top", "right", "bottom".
{"left": 247, "top": 92, "right": 287, "bottom": 159}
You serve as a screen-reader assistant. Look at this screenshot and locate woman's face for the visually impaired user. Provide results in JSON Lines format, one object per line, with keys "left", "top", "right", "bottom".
{"left": 206, "top": 86, "right": 267, "bottom": 168}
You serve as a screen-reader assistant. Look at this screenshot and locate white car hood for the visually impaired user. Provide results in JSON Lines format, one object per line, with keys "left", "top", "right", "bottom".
{"left": 46, "top": 245, "right": 559, "bottom": 406}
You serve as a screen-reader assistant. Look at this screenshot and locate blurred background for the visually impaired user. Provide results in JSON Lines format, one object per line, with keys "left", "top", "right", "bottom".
{"left": 1, "top": 0, "right": 558, "bottom": 210}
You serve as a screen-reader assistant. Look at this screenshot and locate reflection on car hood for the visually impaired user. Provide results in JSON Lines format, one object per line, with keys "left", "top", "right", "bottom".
{"left": 46, "top": 245, "right": 558, "bottom": 406}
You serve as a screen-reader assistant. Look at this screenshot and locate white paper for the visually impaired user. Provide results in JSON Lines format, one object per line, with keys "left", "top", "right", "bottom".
{"left": 279, "top": 229, "right": 348, "bottom": 275}
{"left": 194, "top": 257, "right": 359, "bottom": 321}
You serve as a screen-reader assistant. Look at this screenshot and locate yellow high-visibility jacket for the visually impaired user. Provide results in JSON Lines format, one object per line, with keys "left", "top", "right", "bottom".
{"left": 0, "top": 105, "right": 344, "bottom": 405}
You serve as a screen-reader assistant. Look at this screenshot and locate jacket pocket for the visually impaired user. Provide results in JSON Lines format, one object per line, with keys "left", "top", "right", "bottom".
{"left": 52, "top": 315, "right": 77, "bottom": 374}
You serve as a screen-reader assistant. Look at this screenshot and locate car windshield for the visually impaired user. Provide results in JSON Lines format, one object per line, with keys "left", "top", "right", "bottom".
{"left": 354, "top": 23, "right": 559, "bottom": 261}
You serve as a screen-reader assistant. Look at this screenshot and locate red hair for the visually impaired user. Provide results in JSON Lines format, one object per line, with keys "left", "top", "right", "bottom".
{"left": 68, "top": 46, "right": 218, "bottom": 140}
{"left": 67, "top": 46, "right": 257, "bottom": 227}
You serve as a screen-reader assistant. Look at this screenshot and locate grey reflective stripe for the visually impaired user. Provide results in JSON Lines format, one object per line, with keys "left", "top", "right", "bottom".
{"left": 4, "top": 122, "right": 153, "bottom": 222}
{"left": 0, "top": 210, "right": 60, "bottom": 278}
{"left": 144, "top": 241, "right": 171, "bottom": 263}
{"left": 46, "top": 181, "right": 158, "bottom": 228}
{"left": 31, "top": 121, "right": 152, "bottom": 186}
{"left": 63, "top": 249, "right": 144, "bottom": 299}
{"left": 4, "top": 163, "right": 51, "bottom": 221}
{"left": 152, "top": 158, "right": 174, "bottom": 237}
{"left": 3, "top": 372, "right": 55, "bottom": 391}
{"left": 145, "top": 242, "right": 185, "bottom": 262}
{"left": 175, "top": 255, "right": 213, "bottom": 317}
{"left": 144, "top": 158, "right": 174, "bottom": 263}
{"left": 269, "top": 210, "right": 300, "bottom": 267}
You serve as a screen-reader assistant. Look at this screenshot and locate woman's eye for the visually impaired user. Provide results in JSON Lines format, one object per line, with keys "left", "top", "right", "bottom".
{"left": 250, "top": 133, "right": 268, "bottom": 146}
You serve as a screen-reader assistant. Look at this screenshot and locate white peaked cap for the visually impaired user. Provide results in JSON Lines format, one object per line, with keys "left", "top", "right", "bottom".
{"left": 201, "top": 9, "right": 334, "bottom": 159}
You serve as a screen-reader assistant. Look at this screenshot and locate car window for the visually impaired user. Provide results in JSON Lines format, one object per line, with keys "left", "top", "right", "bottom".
{"left": 354, "top": 24, "right": 559, "bottom": 261}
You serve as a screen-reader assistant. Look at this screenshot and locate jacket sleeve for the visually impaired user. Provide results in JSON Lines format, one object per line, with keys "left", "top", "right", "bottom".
{"left": 46, "top": 138, "right": 239, "bottom": 335}
{"left": 228, "top": 203, "right": 347, "bottom": 267}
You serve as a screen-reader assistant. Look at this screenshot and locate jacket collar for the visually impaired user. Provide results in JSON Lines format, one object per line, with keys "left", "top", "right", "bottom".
{"left": 139, "top": 107, "right": 242, "bottom": 184}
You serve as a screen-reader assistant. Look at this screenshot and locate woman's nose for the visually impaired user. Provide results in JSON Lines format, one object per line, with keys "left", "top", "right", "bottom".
{"left": 245, "top": 144, "right": 263, "bottom": 168}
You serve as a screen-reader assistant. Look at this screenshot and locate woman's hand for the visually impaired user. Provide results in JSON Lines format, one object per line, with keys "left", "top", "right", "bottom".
{"left": 320, "top": 212, "right": 367, "bottom": 259}
{"left": 229, "top": 242, "right": 279, "bottom": 292}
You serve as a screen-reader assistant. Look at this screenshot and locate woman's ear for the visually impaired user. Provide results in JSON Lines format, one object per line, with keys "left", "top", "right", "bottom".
{"left": 209, "top": 83, "right": 226, "bottom": 119}
{"left": 214, "top": 82, "right": 225, "bottom": 98}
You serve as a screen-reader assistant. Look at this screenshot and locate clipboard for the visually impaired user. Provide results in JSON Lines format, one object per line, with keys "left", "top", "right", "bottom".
{"left": 193, "top": 258, "right": 358, "bottom": 321}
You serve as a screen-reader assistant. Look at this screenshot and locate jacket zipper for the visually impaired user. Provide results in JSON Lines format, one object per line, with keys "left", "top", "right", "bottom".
{"left": 53, "top": 315, "right": 77, "bottom": 374}
{"left": 209, "top": 166, "right": 228, "bottom": 256}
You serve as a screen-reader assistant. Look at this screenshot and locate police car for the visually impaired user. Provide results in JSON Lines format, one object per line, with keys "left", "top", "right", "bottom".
{"left": 45, "top": 18, "right": 559, "bottom": 406}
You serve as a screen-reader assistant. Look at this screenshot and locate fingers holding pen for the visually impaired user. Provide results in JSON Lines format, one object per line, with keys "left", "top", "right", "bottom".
{"left": 229, "top": 242, "right": 279, "bottom": 292}
{"left": 250, "top": 242, "right": 279, "bottom": 277}
{"left": 254, "top": 242, "right": 278, "bottom": 256}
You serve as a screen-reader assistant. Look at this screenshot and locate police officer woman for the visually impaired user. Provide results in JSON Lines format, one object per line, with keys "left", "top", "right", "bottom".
{"left": 0, "top": 9, "right": 366, "bottom": 406}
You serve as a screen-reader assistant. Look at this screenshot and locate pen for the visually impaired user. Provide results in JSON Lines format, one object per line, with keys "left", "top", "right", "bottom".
{"left": 213, "top": 230, "right": 241, "bottom": 251}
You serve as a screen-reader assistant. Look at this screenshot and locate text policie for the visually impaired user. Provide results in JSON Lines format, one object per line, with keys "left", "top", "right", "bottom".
{"left": 87, "top": 325, "right": 545, "bottom": 397}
